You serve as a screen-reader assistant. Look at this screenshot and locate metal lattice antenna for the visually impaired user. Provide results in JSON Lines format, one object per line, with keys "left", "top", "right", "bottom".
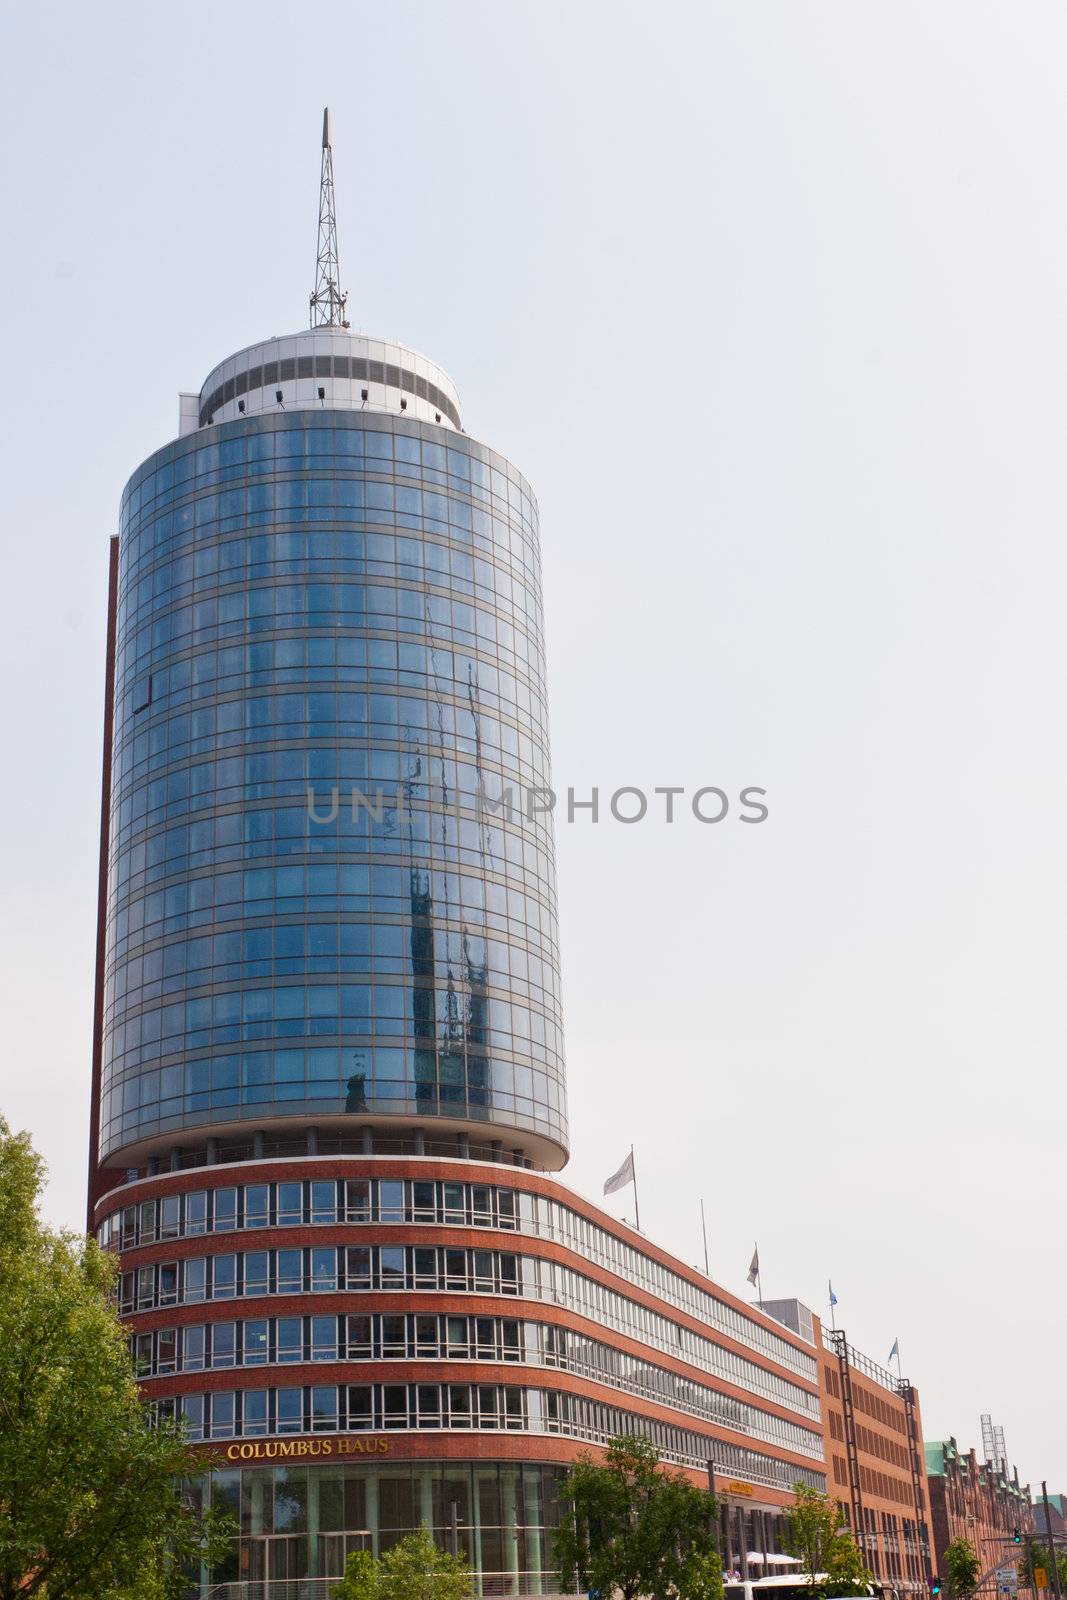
{"left": 310, "top": 107, "right": 349, "bottom": 329}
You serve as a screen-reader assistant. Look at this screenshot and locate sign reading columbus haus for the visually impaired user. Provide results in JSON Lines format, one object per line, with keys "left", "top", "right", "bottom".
{"left": 221, "top": 1435, "right": 391, "bottom": 1463}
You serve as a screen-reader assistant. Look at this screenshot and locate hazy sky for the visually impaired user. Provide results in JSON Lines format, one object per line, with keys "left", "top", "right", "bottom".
{"left": 1, "top": 0, "right": 1065, "bottom": 1490}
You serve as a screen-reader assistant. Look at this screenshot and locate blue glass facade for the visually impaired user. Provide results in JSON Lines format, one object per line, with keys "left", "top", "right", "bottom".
{"left": 100, "top": 412, "right": 566, "bottom": 1167}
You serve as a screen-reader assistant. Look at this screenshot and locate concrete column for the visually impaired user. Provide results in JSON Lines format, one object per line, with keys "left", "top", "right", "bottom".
{"left": 414, "top": 1127, "right": 426, "bottom": 1156}
{"left": 366, "top": 1469, "right": 379, "bottom": 1558}
{"left": 361, "top": 1127, "right": 373, "bottom": 1155}
{"left": 458, "top": 1133, "right": 470, "bottom": 1159}
{"left": 169, "top": 1146, "right": 183, "bottom": 1172}
{"left": 252, "top": 1130, "right": 265, "bottom": 1159}
{"left": 307, "top": 1126, "right": 319, "bottom": 1155}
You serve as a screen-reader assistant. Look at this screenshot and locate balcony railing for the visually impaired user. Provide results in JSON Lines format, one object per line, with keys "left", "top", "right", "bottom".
{"left": 201, "top": 1574, "right": 573, "bottom": 1600}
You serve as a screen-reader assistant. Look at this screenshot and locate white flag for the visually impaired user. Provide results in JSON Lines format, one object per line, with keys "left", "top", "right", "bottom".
{"left": 747, "top": 1246, "right": 760, "bottom": 1286}
{"left": 603, "top": 1150, "right": 635, "bottom": 1196}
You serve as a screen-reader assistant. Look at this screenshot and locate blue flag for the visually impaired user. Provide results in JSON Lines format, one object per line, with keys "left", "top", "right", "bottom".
{"left": 828, "top": 1280, "right": 838, "bottom": 1308}
{"left": 888, "top": 1337, "right": 899, "bottom": 1364}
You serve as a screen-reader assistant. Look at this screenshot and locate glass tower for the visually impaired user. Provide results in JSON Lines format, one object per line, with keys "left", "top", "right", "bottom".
{"left": 96, "top": 327, "right": 567, "bottom": 1178}
{"left": 88, "top": 115, "right": 829, "bottom": 1596}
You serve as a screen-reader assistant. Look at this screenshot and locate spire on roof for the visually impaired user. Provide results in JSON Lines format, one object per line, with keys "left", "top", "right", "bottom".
{"left": 310, "top": 107, "right": 349, "bottom": 329}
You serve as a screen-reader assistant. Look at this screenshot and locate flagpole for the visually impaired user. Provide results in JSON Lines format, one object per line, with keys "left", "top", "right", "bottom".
{"left": 700, "top": 1198, "right": 709, "bottom": 1275}
{"left": 631, "top": 1145, "right": 641, "bottom": 1232}
{"left": 829, "top": 1281, "right": 836, "bottom": 1331}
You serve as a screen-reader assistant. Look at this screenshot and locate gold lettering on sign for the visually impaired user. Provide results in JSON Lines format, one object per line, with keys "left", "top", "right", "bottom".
{"left": 223, "top": 1435, "right": 387, "bottom": 1463}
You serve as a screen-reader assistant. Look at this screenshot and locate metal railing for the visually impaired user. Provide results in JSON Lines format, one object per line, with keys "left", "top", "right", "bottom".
{"left": 201, "top": 1573, "right": 571, "bottom": 1600}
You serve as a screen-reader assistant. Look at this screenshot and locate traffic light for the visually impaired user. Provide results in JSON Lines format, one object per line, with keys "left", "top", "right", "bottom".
{"left": 932, "top": 1578, "right": 942, "bottom": 1595}
{"left": 1013, "top": 1529, "right": 1022, "bottom": 1545}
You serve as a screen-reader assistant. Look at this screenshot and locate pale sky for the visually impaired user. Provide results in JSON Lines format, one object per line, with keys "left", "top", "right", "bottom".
{"left": 1, "top": 0, "right": 1064, "bottom": 1490}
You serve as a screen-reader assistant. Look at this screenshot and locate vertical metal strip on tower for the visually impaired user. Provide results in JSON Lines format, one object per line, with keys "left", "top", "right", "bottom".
{"left": 310, "top": 106, "right": 348, "bottom": 328}
{"left": 830, "top": 1330, "right": 867, "bottom": 1566}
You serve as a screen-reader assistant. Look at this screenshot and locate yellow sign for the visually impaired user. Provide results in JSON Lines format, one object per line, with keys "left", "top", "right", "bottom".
{"left": 223, "top": 1436, "right": 390, "bottom": 1462}
{"left": 724, "top": 1481, "right": 755, "bottom": 1498}
{"left": 1034, "top": 1570, "right": 1047, "bottom": 1590}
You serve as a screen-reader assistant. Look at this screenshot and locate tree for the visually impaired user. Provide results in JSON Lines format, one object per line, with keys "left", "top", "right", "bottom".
{"left": 0, "top": 1116, "right": 233, "bottom": 1600}
{"left": 552, "top": 1434, "right": 722, "bottom": 1600}
{"left": 1020, "top": 1543, "right": 1067, "bottom": 1593}
{"left": 943, "top": 1537, "right": 981, "bottom": 1598}
{"left": 334, "top": 1529, "right": 473, "bottom": 1600}
{"left": 782, "top": 1483, "right": 870, "bottom": 1595}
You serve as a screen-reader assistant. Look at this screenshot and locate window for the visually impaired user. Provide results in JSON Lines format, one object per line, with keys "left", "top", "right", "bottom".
{"left": 158, "top": 1262, "right": 179, "bottom": 1306}
{"left": 213, "top": 1189, "right": 238, "bottom": 1232}
{"left": 211, "top": 1323, "right": 237, "bottom": 1368}
{"left": 378, "top": 1180, "right": 403, "bottom": 1222}
{"left": 157, "top": 1327, "right": 177, "bottom": 1374}
{"left": 382, "top": 1385, "right": 408, "bottom": 1429}
{"left": 442, "top": 1183, "right": 465, "bottom": 1224}
{"left": 345, "top": 1178, "right": 371, "bottom": 1221}
{"left": 276, "top": 1181, "right": 303, "bottom": 1227}
{"left": 212, "top": 1255, "right": 237, "bottom": 1300}
{"left": 311, "top": 1385, "right": 338, "bottom": 1431}
{"left": 183, "top": 1325, "right": 206, "bottom": 1371}
{"left": 416, "top": 1384, "right": 442, "bottom": 1427}
{"left": 277, "top": 1388, "right": 303, "bottom": 1434}
{"left": 346, "top": 1315, "right": 372, "bottom": 1359}
{"left": 244, "top": 1251, "right": 270, "bottom": 1296}
{"left": 414, "top": 1315, "right": 438, "bottom": 1356}
{"left": 182, "top": 1394, "right": 204, "bottom": 1441}
{"left": 445, "top": 1316, "right": 469, "bottom": 1358}
{"left": 244, "top": 1185, "right": 270, "bottom": 1229}
{"left": 380, "top": 1314, "right": 407, "bottom": 1358}
{"left": 379, "top": 1247, "right": 405, "bottom": 1289}
{"left": 345, "top": 1247, "right": 371, "bottom": 1289}
{"left": 137, "top": 1266, "right": 155, "bottom": 1309}
{"left": 311, "top": 1248, "right": 336, "bottom": 1291}
{"left": 242, "top": 1390, "right": 268, "bottom": 1436}
{"left": 277, "top": 1317, "right": 303, "bottom": 1364}
{"left": 185, "top": 1192, "right": 207, "bottom": 1235}
{"left": 277, "top": 1249, "right": 303, "bottom": 1294}
{"left": 410, "top": 1181, "right": 436, "bottom": 1223}
{"left": 310, "top": 1181, "right": 336, "bottom": 1224}
{"left": 413, "top": 1248, "right": 437, "bottom": 1289}
{"left": 347, "top": 1386, "right": 373, "bottom": 1428}
{"left": 311, "top": 1316, "right": 338, "bottom": 1361}
{"left": 244, "top": 1320, "right": 269, "bottom": 1365}
{"left": 159, "top": 1195, "right": 181, "bottom": 1240}
{"left": 209, "top": 1391, "right": 234, "bottom": 1439}
{"left": 134, "top": 1332, "right": 153, "bottom": 1376}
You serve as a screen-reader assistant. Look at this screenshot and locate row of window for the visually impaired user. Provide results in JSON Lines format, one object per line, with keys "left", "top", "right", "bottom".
{"left": 122, "top": 427, "right": 536, "bottom": 543}
{"left": 111, "top": 638, "right": 549, "bottom": 790}
{"left": 118, "top": 580, "right": 545, "bottom": 707}
{"left": 100, "top": 1079, "right": 565, "bottom": 1160}
{"left": 118, "top": 1241, "right": 815, "bottom": 1421}
{"left": 106, "top": 917, "right": 561, "bottom": 1018}
{"left": 155, "top": 1381, "right": 825, "bottom": 1491}
{"left": 104, "top": 1177, "right": 817, "bottom": 1409}
{"left": 130, "top": 1311, "right": 821, "bottom": 1459}
{"left": 121, "top": 523, "right": 543, "bottom": 646}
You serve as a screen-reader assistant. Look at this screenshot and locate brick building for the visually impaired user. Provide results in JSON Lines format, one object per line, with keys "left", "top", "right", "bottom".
{"left": 818, "top": 1329, "right": 931, "bottom": 1597}
{"left": 926, "top": 1439, "right": 1033, "bottom": 1593}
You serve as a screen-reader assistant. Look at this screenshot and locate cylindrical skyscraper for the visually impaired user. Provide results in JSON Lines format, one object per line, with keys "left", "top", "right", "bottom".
{"left": 98, "top": 324, "right": 566, "bottom": 1176}
{"left": 89, "top": 113, "right": 829, "bottom": 1597}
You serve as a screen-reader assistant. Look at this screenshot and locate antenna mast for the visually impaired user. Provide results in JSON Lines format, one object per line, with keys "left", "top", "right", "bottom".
{"left": 310, "top": 107, "right": 349, "bottom": 329}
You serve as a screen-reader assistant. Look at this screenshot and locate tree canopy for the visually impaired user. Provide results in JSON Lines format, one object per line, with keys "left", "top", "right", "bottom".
{"left": 943, "top": 1536, "right": 981, "bottom": 1598}
{"left": 334, "top": 1529, "right": 473, "bottom": 1600}
{"left": 781, "top": 1483, "right": 870, "bottom": 1595}
{"left": 553, "top": 1434, "right": 722, "bottom": 1600}
{"left": 0, "top": 1115, "right": 232, "bottom": 1600}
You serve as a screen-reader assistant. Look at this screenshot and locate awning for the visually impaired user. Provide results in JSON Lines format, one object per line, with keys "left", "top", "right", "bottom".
{"left": 747, "top": 1554, "right": 802, "bottom": 1565}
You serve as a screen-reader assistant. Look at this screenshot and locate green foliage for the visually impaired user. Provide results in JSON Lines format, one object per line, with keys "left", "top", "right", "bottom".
{"left": 943, "top": 1537, "right": 981, "bottom": 1598}
{"left": 0, "top": 1115, "right": 234, "bottom": 1600}
{"left": 552, "top": 1434, "right": 722, "bottom": 1600}
{"left": 782, "top": 1483, "right": 870, "bottom": 1594}
{"left": 333, "top": 1529, "right": 473, "bottom": 1600}
{"left": 1020, "top": 1543, "right": 1067, "bottom": 1592}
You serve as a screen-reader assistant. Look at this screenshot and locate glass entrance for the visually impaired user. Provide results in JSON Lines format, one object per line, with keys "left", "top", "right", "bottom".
{"left": 246, "top": 1535, "right": 309, "bottom": 1582}
{"left": 319, "top": 1531, "right": 373, "bottom": 1578}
